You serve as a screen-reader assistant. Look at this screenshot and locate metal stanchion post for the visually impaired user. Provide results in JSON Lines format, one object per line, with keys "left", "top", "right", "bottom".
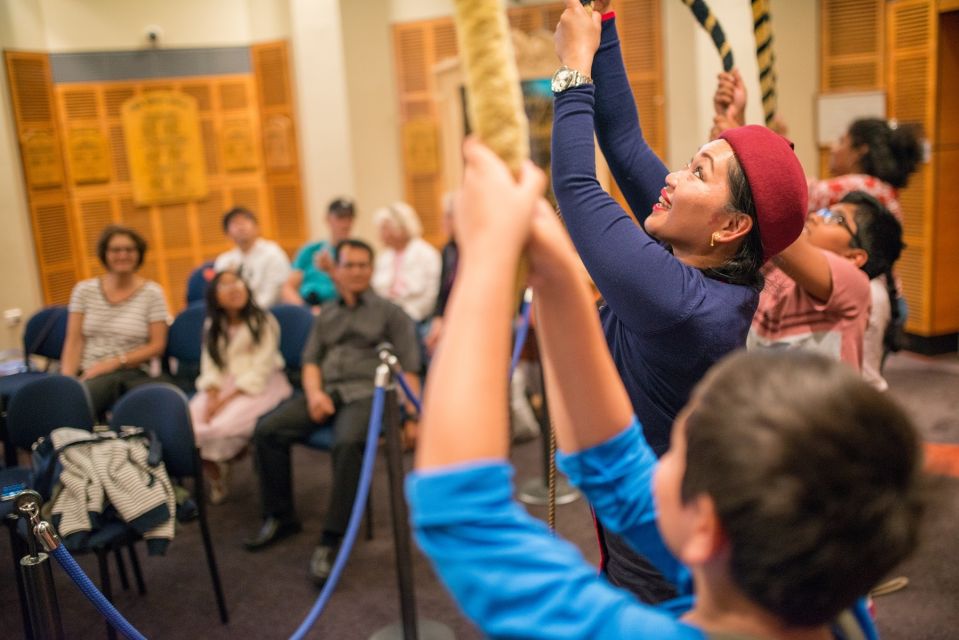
{"left": 370, "top": 361, "right": 454, "bottom": 640}
{"left": 517, "top": 370, "right": 580, "bottom": 507}
{"left": 10, "top": 490, "right": 65, "bottom": 640}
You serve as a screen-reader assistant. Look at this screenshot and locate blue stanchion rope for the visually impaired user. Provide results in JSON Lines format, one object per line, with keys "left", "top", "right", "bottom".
{"left": 510, "top": 288, "right": 534, "bottom": 379}
{"left": 288, "top": 384, "right": 387, "bottom": 640}
{"left": 50, "top": 545, "right": 147, "bottom": 640}
{"left": 393, "top": 369, "right": 422, "bottom": 415}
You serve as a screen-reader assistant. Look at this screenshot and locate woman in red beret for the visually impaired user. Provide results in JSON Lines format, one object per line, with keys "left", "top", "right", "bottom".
{"left": 550, "top": 0, "right": 808, "bottom": 601}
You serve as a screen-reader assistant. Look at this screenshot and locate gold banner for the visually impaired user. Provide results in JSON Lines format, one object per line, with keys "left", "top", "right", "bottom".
{"left": 402, "top": 119, "right": 439, "bottom": 176}
{"left": 122, "top": 91, "right": 208, "bottom": 205}
{"left": 21, "top": 128, "right": 64, "bottom": 189}
{"left": 222, "top": 118, "right": 258, "bottom": 172}
{"left": 67, "top": 127, "right": 111, "bottom": 184}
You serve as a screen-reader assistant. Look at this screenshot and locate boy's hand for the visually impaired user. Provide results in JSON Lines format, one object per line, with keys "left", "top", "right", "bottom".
{"left": 713, "top": 69, "right": 746, "bottom": 126}
{"left": 554, "top": 0, "right": 602, "bottom": 76}
{"left": 455, "top": 137, "right": 545, "bottom": 261}
{"left": 527, "top": 199, "right": 580, "bottom": 288}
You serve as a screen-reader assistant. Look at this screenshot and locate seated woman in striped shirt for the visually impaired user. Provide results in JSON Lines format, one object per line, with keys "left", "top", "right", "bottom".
{"left": 62, "top": 225, "right": 169, "bottom": 419}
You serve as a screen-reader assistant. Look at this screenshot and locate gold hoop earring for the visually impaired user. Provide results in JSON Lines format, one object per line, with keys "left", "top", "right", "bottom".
{"left": 710, "top": 232, "right": 721, "bottom": 247}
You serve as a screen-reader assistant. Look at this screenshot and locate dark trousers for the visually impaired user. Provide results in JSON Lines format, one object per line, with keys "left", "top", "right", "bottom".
{"left": 84, "top": 369, "right": 157, "bottom": 421}
{"left": 253, "top": 391, "right": 374, "bottom": 536}
{"left": 600, "top": 527, "right": 678, "bottom": 604}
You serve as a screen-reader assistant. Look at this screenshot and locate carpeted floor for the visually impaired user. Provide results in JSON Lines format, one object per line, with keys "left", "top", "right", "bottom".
{"left": 1, "top": 351, "right": 957, "bottom": 639}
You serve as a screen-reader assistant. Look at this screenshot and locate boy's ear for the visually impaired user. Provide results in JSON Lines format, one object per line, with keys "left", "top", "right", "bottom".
{"left": 844, "top": 247, "right": 868, "bottom": 269}
{"left": 679, "top": 494, "right": 728, "bottom": 566}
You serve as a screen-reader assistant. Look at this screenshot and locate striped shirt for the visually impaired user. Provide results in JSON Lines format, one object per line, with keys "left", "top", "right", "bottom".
{"left": 68, "top": 278, "right": 169, "bottom": 371}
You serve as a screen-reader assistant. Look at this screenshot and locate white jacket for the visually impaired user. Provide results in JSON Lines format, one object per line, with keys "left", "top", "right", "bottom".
{"left": 196, "top": 313, "right": 285, "bottom": 395}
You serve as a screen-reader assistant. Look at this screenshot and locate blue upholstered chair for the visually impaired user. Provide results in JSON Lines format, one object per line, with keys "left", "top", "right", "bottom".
{"left": 2, "top": 374, "right": 94, "bottom": 638}
{"left": 185, "top": 260, "right": 215, "bottom": 305}
{"left": 163, "top": 303, "right": 207, "bottom": 396}
{"left": 110, "top": 383, "right": 229, "bottom": 625}
{"left": 0, "top": 305, "right": 69, "bottom": 467}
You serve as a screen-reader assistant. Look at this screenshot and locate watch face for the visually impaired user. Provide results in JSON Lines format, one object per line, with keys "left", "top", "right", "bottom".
{"left": 551, "top": 68, "right": 573, "bottom": 93}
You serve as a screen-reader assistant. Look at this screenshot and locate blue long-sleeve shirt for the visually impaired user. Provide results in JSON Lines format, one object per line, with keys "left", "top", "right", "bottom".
{"left": 551, "top": 18, "right": 758, "bottom": 456}
{"left": 407, "top": 419, "right": 877, "bottom": 639}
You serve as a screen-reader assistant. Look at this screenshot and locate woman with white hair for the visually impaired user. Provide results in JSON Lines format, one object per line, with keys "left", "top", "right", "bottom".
{"left": 372, "top": 202, "right": 442, "bottom": 324}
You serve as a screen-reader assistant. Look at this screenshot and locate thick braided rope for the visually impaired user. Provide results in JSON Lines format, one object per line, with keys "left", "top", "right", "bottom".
{"left": 752, "top": 0, "right": 777, "bottom": 125}
{"left": 453, "top": 0, "right": 529, "bottom": 173}
{"left": 680, "top": 0, "right": 734, "bottom": 72}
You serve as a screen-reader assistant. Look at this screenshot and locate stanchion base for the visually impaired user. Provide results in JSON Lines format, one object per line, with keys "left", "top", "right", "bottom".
{"left": 516, "top": 477, "right": 581, "bottom": 506}
{"left": 369, "top": 619, "right": 456, "bottom": 640}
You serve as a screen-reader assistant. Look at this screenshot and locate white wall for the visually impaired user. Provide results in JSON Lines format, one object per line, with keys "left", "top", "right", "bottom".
{"left": 341, "top": 0, "right": 403, "bottom": 244}
{"left": 0, "top": 1, "right": 47, "bottom": 351}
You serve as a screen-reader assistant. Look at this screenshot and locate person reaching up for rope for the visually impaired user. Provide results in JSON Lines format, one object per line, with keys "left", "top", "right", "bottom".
{"left": 408, "top": 136, "right": 923, "bottom": 640}
{"left": 551, "top": 0, "right": 807, "bottom": 601}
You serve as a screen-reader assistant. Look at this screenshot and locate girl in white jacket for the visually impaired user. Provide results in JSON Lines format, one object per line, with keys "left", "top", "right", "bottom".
{"left": 190, "top": 270, "right": 292, "bottom": 503}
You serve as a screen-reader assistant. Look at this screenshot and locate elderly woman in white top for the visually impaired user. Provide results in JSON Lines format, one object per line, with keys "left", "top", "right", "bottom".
{"left": 190, "top": 270, "right": 292, "bottom": 503}
{"left": 371, "top": 202, "right": 441, "bottom": 324}
{"left": 62, "top": 225, "right": 169, "bottom": 419}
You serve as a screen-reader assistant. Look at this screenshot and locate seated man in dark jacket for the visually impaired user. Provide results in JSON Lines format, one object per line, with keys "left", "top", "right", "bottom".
{"left": 244, "top": 238, "right": 421, "bottom": 588}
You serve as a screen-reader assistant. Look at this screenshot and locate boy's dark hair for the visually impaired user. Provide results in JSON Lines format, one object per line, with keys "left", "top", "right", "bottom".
{"left": 97, "top": 225, "right": 147, "bottom": 269}
{"left": 840, "top": 191, "right": 904, "bottom": 280}
{"left": 204, "top": 271, "right": 267, "bottom": 369}
{"left": 681, "top": 350, "right": 923, "bottom": 627}
{"left": 328, "top": 197, "right": 356, "bottom": 217}
{"left": 848, "top": 118, "right": 922, "bottom": 189}
{"left": 221, "top": 206, "right": 258, "bottom": 232}
{"left": 840, "top": 191, "right": 906, "bottom": 353}
{"left": 701, "top": 159, "right": 765, "bottom": 292}
{"left": 334, "top": 238, "right": 375, "bottom": 264}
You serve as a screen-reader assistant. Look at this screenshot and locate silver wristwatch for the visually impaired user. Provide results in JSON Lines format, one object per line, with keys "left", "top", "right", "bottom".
{"left": 551, "top": 65, "right": 593, "bottom": 93}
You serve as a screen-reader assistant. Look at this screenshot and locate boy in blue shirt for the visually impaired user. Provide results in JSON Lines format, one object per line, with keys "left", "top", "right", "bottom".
{"left": 406, "top": 137, "right": 922, "bottom": 639}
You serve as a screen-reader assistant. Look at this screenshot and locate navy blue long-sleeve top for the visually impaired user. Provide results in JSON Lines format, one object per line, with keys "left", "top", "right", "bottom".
{"left": 552, "top": 18, "right": 758, "bottom": 455}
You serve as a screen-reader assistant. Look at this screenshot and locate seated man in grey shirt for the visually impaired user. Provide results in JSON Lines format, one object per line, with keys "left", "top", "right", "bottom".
{"left": 244, "top": 239, "right": 421, "bottom": 588}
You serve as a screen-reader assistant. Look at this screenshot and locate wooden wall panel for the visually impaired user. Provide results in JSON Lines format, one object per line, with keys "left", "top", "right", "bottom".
{"left": 931, "top": 10, "right": 959, "bottom": 333}
{"left": 887, "top": 0, "right": 938, "bottom": 334}
{"left": 6, "top": 43, "right": 305, "bottom": 313}
{"left": 5, "top": 51, "right": 79, "bottom": 304}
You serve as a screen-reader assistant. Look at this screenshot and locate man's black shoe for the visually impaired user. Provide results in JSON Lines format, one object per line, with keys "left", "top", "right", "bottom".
{"left": 243, "top": 517, "right": 301, "bottom": 552}
{"left": 309, "top": 542, "right": 341, "bottom": 587}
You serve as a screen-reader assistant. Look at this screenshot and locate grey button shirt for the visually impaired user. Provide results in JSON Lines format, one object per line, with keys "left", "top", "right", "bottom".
{"left": 302, "top": 289, "right": 420, "bottom": 403}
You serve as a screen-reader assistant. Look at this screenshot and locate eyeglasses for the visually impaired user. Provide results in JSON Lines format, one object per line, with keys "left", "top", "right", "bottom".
{"left": 814, "top": 208, "right": 861, "bottom": 248}
{"left": 107, "top": 246, "right": 138, "bottom": 254}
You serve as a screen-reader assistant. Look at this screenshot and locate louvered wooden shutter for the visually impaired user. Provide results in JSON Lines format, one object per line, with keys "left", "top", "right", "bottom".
{"left": 887, "top": 0, "right": 939, "bottom": 334}
{"left": 252, "top": 41, "right": 305, "bottom": 258}
{"left": 5, "top": 51, "right": 79, "bottom": 304}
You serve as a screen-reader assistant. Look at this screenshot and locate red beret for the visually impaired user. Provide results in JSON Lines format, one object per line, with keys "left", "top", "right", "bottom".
{"left": 719, "top": 125, "right": 807, "bottom": 262}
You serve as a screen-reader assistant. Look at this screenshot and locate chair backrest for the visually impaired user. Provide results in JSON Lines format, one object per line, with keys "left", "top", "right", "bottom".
{"left": 164, "top": 303, "right": 206, "bottom": 393}
{"left": 186, "top": 261, "right": 215, "bottom": 305}
{"left": 23, "top": 306, "right": 69, "bottom": 365}
{"left": 269, "top": 304, "right": 314, "bottom": 388}
{"left": 110, "top": 383, "right": 197, "bottom": 479}
{"left": 166, "top": 303, "right": 206, "bottom": 363}
{"left": 6, "top": 375, "right": 95, "bottom": 449}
